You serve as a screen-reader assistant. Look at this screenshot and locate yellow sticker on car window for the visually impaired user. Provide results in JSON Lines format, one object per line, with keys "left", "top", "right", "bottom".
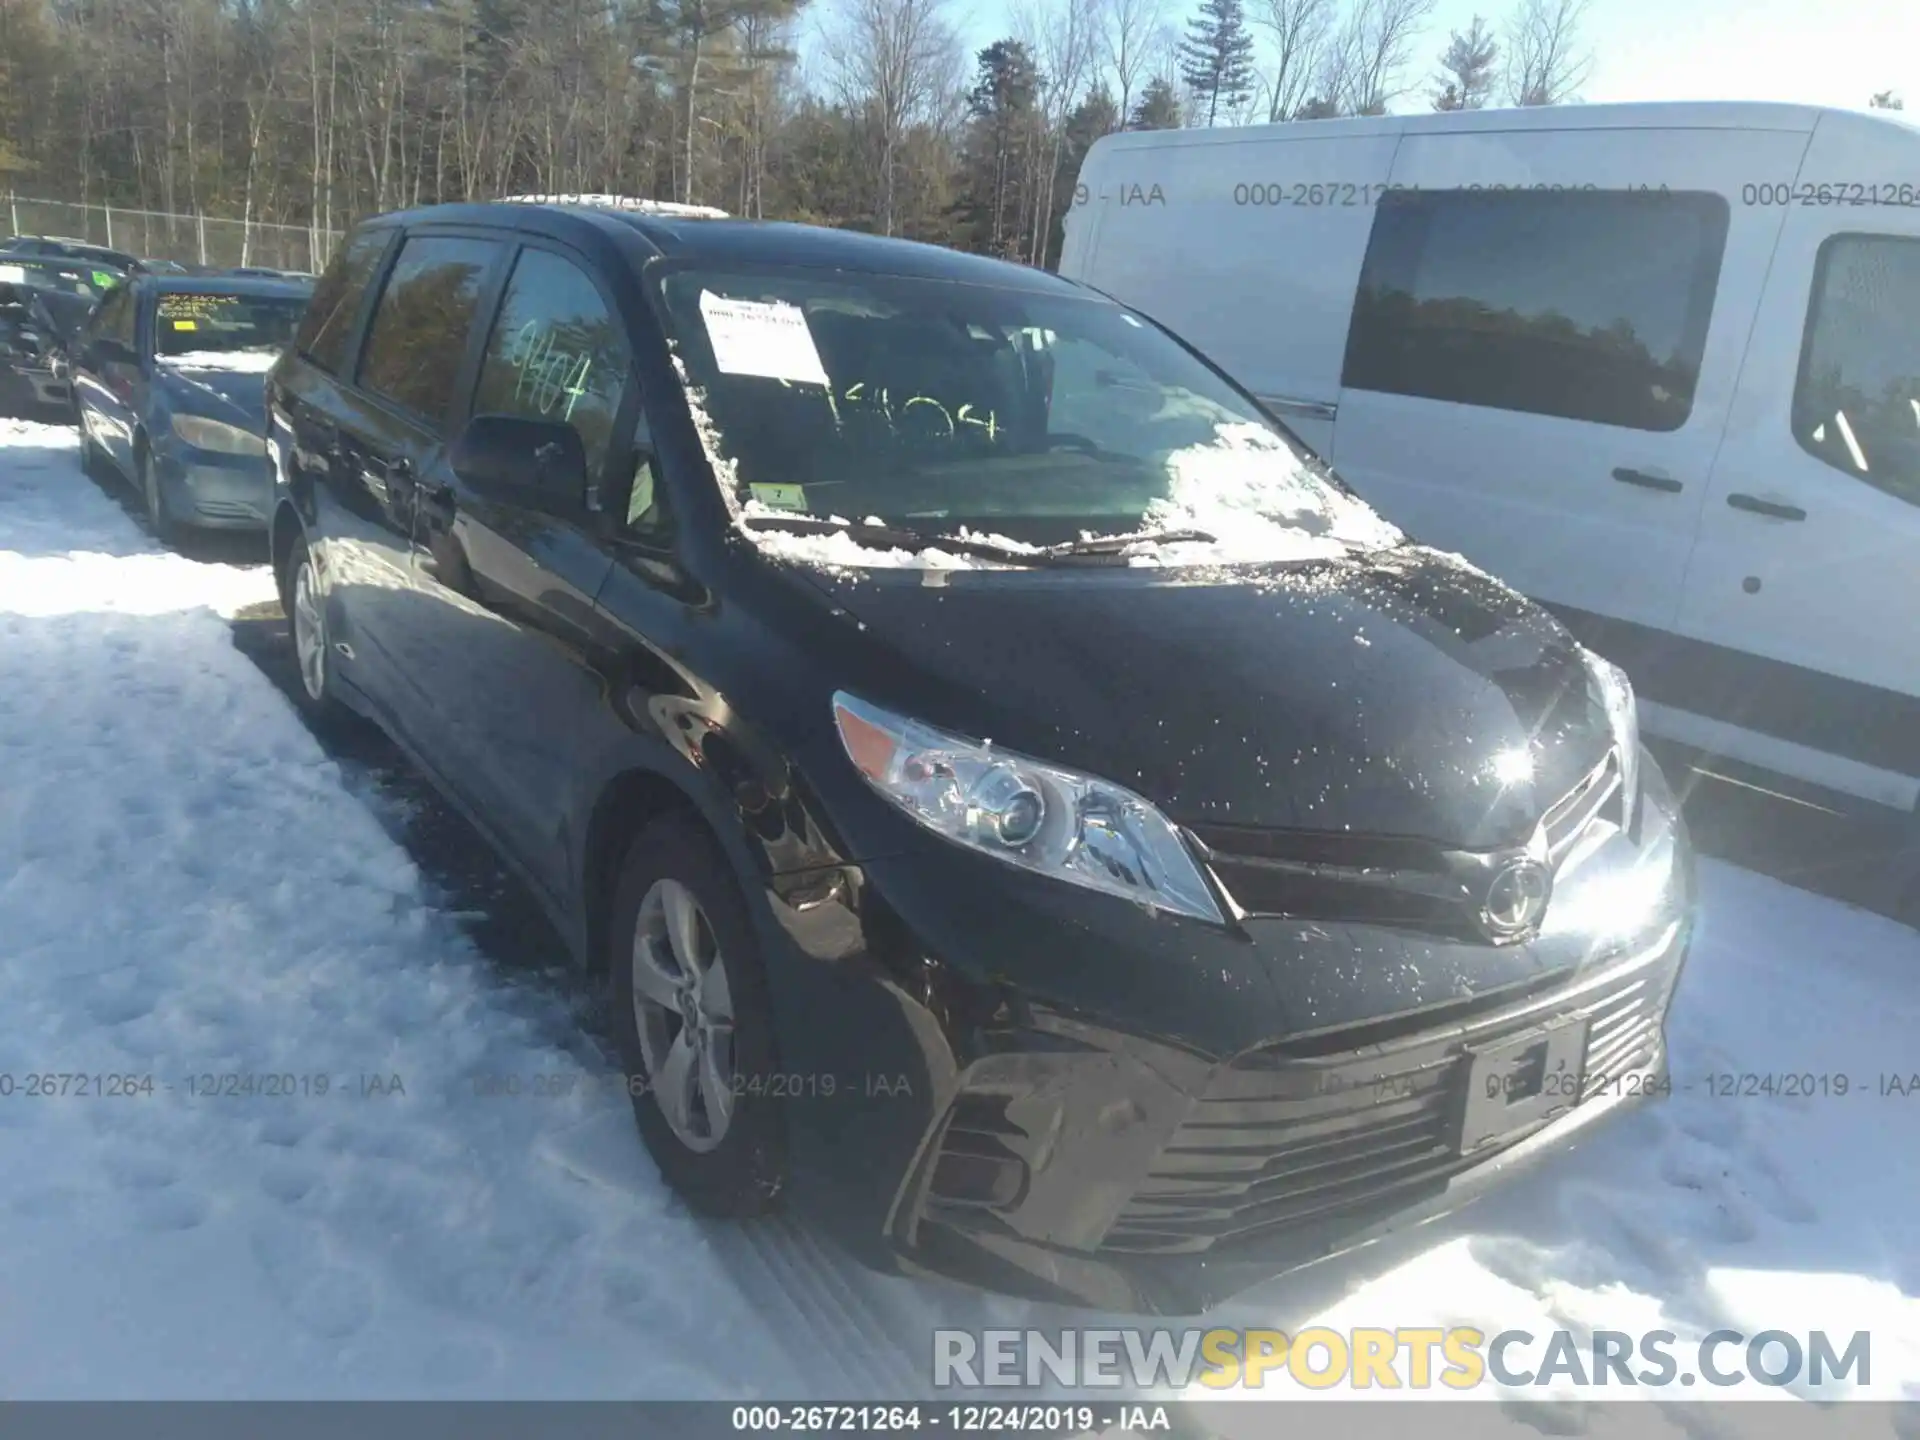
{"left": 750, "top": 483, "right": 808, "bottom": 511}
{"left": 173, "top": 319, "right": 198, "bottom": 331}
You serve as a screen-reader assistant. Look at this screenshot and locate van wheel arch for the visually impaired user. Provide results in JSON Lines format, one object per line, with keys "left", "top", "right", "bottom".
{"left": 582, "top": 768, "right": 741, "bottom": 979}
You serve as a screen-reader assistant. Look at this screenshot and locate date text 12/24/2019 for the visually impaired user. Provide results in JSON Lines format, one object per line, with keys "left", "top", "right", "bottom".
{"left": 730, "top": 1405, "right": 1170, "bottom": 1433}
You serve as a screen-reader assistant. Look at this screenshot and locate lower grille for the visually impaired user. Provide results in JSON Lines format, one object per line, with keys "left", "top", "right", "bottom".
{"left": 1102, "top": 924, "right": 1679, "bottom": 1255}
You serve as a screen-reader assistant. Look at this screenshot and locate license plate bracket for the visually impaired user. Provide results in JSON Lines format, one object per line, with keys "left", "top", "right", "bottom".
{"left": 1456, "top": 1017, "right": 1590, "bottom": 1155}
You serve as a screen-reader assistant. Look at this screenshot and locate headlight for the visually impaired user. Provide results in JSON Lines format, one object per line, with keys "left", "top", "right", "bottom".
{"left": 171, "top": 414, "right": 266, "bottom": 457}
{"left": 831, "top": 692, "right": 1226, "bottom": 924}
{"left": 1582, "top": 647, "right": 1640, "bottom": 834}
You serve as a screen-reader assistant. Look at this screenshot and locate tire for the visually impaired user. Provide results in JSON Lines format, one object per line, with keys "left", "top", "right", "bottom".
{"left": 77, "top": 424, "right": 103, "bottom": 480}
{"left": 280, "top": 533, "right": 354, "bottom": 731}
{"left": 607, "top": 815, "right": 788, "bottom": 1216}
{"left": 138, "top": 444, "right": 180, "bottom": 544}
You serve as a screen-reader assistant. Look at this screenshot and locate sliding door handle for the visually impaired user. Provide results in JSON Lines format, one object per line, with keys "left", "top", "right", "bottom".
{"left": 1726, "top": 493, "right": 1806, "bottom": 521}
{"left": 1611, "top": 467, "right": 1683, "bottom": 492}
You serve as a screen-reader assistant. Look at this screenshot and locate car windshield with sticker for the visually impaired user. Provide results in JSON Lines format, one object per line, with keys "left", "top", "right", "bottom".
{"left": 652, "top": 264, "right": 1401, "bottom": 552}
{"left": 155, "top": 291, "right": 310, "bottom": 363}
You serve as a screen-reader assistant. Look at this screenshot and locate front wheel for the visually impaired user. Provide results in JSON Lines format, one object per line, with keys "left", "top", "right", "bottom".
{"left": 608, "top": 815, "right": 788, "bottom": 1216}
{"left": 138, "top": 446, "right": 179, "bottom": 545}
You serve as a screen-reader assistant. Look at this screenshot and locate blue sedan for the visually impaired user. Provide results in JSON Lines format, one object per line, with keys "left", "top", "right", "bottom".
{"left": 71, "top": 273, "right": 313, "bottom": 540}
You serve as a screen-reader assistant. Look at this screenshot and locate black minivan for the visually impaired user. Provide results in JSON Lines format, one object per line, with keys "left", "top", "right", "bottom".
{"left": 265, "top": 198, "right": 1696, "bottom": 1313}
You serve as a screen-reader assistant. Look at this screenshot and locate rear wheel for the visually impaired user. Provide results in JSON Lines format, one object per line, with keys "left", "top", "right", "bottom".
{"left": 281, "top": 534, "right": 354, "bottom": 732}
{"left": 608, "top": 815, "right": 787, "bottom": 1216}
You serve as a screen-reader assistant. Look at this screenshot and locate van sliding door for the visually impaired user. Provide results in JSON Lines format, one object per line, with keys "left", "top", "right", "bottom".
{"left": 1330, "top": 125, "right": 1806, "bottom": 634}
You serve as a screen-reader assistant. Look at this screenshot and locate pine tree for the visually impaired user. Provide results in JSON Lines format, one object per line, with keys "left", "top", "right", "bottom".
{"left": 1432, "top": 16, "right": 1498, "bottom": 110}
{"left": 1178, "top": 0, "right": 1256, "bottom": 127}
{"left": 1129, "top": 75, "right": 1185, "bottom": 129}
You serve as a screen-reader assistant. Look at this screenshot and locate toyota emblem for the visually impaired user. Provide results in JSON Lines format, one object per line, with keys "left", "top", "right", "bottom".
{"left": 1479, "top": 856, "right": 1553, "bottom": 942}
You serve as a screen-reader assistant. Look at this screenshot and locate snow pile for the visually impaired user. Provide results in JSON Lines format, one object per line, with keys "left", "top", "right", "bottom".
{"left": 160, "top": 350, "right": 282, "bottom": 374}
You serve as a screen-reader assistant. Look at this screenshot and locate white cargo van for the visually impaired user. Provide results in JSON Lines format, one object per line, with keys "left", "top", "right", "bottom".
{"left": 1060, "top": 101, "right": 1920, "bottom": 819}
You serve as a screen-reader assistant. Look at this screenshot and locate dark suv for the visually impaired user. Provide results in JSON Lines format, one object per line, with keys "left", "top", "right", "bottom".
{"left": 265, "top": 199, "right": 1696, "bottom": 1313}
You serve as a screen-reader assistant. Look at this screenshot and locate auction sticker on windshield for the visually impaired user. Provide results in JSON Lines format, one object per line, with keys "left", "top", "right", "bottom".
{"left": 749, "top": 483, "right": 809, "bottom": 511}
{"left": 698, "top": 291, "right": 829, "bottom": 386}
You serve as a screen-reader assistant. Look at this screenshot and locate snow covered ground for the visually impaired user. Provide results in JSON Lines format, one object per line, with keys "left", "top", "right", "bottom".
{"left": 0, "top": 415, "right": 1915, "bottom": 1411}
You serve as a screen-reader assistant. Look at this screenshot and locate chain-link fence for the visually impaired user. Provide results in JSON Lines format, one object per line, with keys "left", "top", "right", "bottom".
{"left": 1, "top": 194, "right": 343, "bottom": 274}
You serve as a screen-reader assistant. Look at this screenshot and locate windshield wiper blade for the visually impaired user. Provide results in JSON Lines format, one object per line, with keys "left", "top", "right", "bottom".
{"left": 1045, "top": 527, "right": 1217, "bottom": 556}
{"left": 739, "top": 513, "right": 1067, "bottom": 567}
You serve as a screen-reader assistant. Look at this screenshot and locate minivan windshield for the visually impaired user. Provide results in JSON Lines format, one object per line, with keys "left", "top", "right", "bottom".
{"left": 154, "top": 290, "right": 309, "bottom": 365}
{"left": 654, "top": 264, "right": 1402, "bottom": 560}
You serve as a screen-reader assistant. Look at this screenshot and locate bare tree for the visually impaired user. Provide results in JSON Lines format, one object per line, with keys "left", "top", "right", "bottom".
{"left": 819, "top": 0, "right": 964, "bottom": 234}
{"left": 1016, "top": 0, "right": 1099, "bottom": 261}
{"left": 1097, "top": 0, "right": 1165, "bottom": 125}
{"left": 1318, "top": 0, "right": 1437, "bottom": 116}
{"left": 1502, "top": 0, "right": 1592, "bottom": 106}
{"left": 1252, "top": 0, "right": 1332, "bottom": 122}
{"left": 1432, "top": 14, "right": 1498, "bottom": 110}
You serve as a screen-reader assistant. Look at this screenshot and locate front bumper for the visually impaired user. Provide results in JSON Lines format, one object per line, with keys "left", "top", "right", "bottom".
{"left": 157, "top": 443, "right": 272, "bottom": 530}
{"left": 762, "top": 755, "right": 1694, "bottom": 1313}
{"left": 888, "top": 917, "right": 1685, "bottom": 1313}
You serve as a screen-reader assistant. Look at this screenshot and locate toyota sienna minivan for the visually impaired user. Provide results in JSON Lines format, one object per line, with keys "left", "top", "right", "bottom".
{"left": 265, "top": 196, "right": 1696, "bottom": 1313}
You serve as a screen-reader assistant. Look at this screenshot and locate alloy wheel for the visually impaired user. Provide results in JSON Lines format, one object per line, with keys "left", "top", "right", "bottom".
{"left": 291, "top": 559, "right": 328, "bottom": 703}
{"left": 630, "top": 877, "right": 736, "bottom": 1153}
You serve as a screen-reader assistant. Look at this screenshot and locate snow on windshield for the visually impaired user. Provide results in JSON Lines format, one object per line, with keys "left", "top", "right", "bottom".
{"left": 723, "top": 418, "right": 1403, "bottom": 573}
{"left": 737, "top": 497, "right": 1040, "bottom": 574}
{"left": 1128, "top": 422, "right": 1405, "bottom": 566}
{"left": 159, "top": 350, "right": 281, "bottom": 374}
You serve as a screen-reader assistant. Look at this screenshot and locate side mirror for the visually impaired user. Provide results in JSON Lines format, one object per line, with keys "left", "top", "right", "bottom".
{"left": 449, "top": 413, "right": 591, "bottom": 515}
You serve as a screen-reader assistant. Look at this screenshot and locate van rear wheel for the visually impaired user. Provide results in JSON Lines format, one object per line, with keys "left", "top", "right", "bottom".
{"left": 279, "top": 534, "right": 356, "bottom": 734}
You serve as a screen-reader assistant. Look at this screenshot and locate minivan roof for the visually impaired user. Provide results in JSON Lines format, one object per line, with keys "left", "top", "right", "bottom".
{"left": 1084, "top": 100, "right": 1920, "bottom": 154}
{"left": 368, "top": 201, "right": 1090, "bottom": 296}
{"left": 144, "top": 273, "right": 315, "bottom": 299}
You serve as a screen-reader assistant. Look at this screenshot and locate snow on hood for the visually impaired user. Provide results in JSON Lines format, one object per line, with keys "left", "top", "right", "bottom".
{"left": 159, "top": 349, "right": 280, "bottom": 374}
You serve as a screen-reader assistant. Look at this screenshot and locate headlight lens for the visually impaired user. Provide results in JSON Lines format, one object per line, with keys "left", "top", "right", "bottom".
{"left": 171, "top": 414, "right": 266, "bottom": 456}
{"left": 832, "top": 692, "right": 1226, "bottom": 924}
{"left": 1582, "top": 647, "right": 1640, "bottom": 834}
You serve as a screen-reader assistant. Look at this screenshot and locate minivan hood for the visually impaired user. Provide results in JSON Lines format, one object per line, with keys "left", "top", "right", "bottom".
{"left": 158, "top": 364, "right": 266, "bottom": 424}
{"left": 786, "top": 544, "right": 1612, "bottom": 850}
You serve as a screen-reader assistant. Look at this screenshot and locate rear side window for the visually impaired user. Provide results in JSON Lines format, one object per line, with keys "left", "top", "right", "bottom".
{"left": 357, "top": 234, "right": 501, "bottom": 428}
{"left": 98, "top": 285, "right": 136, "bottom": 346}
{"left": 1343, "top": 189, "right": 1730, "bottom": 431}
{"left": 1792, "top": 234, "right": 1920, "bottom": 506}
{"left": 297, "top": 227, "right": 391, "bottom": 376}
{"left": 470, "top": 247, "right": 634, "bottom": 481}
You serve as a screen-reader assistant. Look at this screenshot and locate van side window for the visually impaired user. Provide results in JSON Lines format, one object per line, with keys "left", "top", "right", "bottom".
{"left": 297, "top": 227, "right": 391, "bottom": 376}
{"left": 357, "top": 234, "right": 502, "bottom": 429}
{"left": 470, "top": 247, "right": 633, "bottom": 483}
{"left": 1343, "top": 189, "right": 1730, "bottom": 432}
{"left": 1792, "top": 234, "right": 1920, "bottom": 506}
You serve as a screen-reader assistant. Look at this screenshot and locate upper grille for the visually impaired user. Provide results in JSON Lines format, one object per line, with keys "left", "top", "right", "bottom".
{"left": 1191, "top": 748, "right": 1624, "bottom": 937}
{"left": 1100, "top": 921, "right": 1679, "bottom": 1256}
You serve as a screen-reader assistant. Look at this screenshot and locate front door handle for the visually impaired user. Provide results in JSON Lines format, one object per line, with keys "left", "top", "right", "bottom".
{"left": 1726, "top": 493, "right": 1806, "bottom": 521}
{"left": 1612, "top": 467, "right": 1683, "bottom": 493}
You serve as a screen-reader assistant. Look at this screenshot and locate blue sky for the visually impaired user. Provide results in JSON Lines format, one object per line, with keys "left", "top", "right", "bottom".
{"left": 799, "top": 0, "right": 1916, "bottom": 115}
